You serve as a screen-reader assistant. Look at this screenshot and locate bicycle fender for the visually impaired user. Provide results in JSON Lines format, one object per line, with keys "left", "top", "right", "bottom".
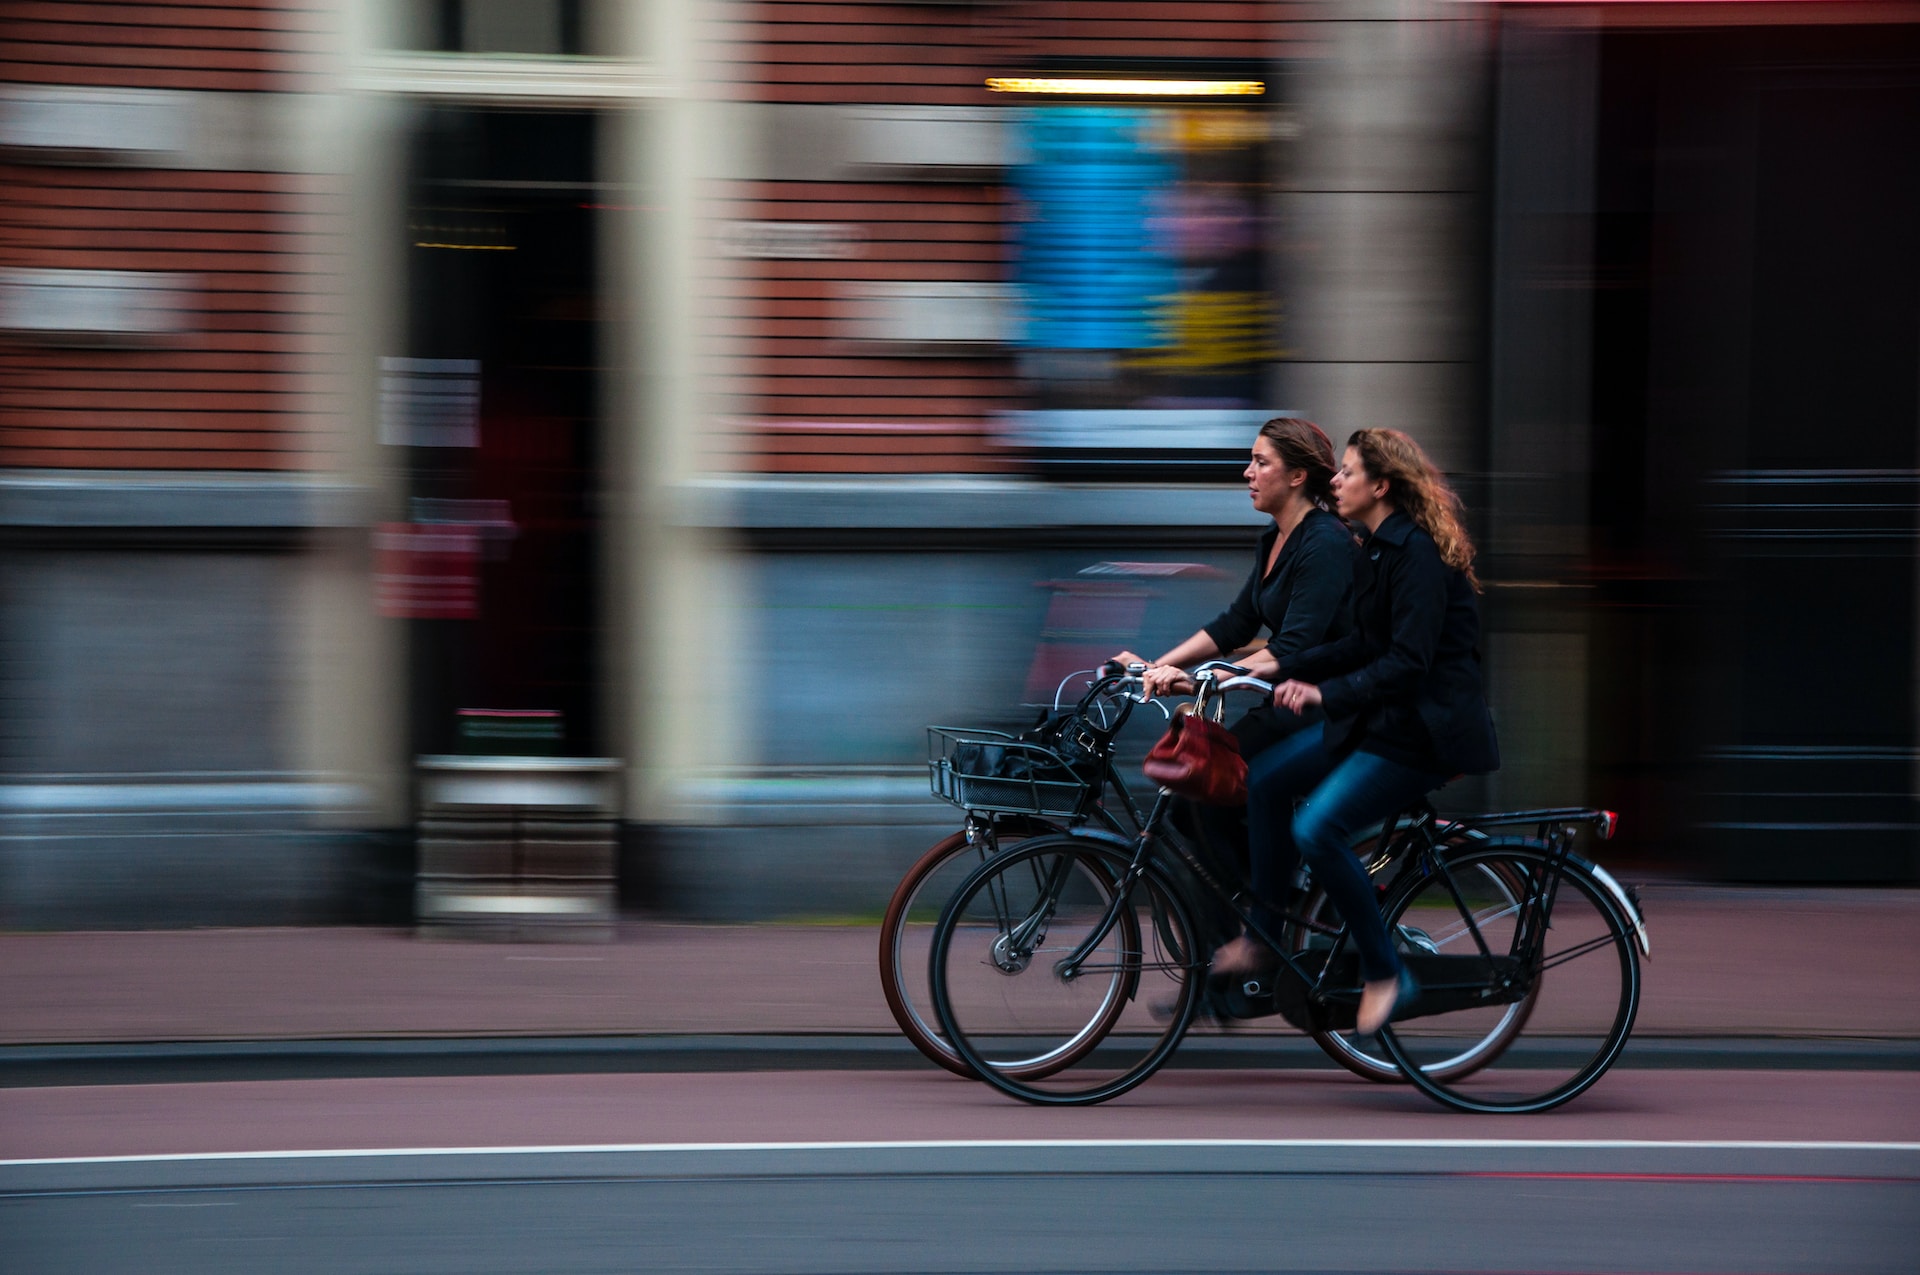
{"left": 1036, "top": 828, "right": 1138, "bottom": 855}
{"left": 1586, "top": 861, "right": 1651, "bottom": 958}
{"left": 1456, "top": 832, "right": 1650, "bottom": 960}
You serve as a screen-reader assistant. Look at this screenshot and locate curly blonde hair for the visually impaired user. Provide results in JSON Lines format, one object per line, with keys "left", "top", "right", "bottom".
{"left": 1348, "top": 428, "right": 1480, "bottom": 592}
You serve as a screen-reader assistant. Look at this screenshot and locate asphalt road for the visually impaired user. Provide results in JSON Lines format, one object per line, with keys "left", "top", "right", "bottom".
{"left": 6, "top": 1142, "right": 1916, "bottom": 1274}
{"left": 5, "top": 1067, "right": 1918, "bottom": 1273}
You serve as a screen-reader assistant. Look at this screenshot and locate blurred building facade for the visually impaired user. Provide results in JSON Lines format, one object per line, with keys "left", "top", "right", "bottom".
{"left": 0, "top": 0, "right": 367, "bottom": 923}
{"left": 0, "top": 0, "right": 1915, "bottom": 927}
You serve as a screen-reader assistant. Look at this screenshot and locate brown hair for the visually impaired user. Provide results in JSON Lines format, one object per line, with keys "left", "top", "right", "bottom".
{"left": 1257, "top": 416, "right": 1337, "bottom": 509}
{"left": 1347, "top": 428, "right": 1480, "bottom": 591}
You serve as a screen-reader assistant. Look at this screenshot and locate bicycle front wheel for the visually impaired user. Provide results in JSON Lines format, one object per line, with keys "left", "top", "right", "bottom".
{"left": 930, "top": 836, "right": 1202, "bottom": 1105}
{"left": 1378, "top": 841, "right": 1641, "bottom": 1114}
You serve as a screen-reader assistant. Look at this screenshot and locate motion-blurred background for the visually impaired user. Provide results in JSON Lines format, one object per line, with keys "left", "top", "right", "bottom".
{"left": 2, "top": 0, "right": 1917, "bottom": 929}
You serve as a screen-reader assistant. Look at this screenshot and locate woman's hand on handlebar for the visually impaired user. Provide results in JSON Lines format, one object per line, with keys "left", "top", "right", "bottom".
{"left": 1273, "top": 679, "right": 1323, "bottom": 715}
{"left": 1140, "top": 664, "right": 1195, "bottom": 700}
{"left": 1111, "top": 650, "right": 1195, "bottom": 700}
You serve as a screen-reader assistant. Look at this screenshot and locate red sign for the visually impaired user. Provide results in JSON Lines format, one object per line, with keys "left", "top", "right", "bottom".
{"left": 374, "top": 523, "right": 480, "bottom": 619}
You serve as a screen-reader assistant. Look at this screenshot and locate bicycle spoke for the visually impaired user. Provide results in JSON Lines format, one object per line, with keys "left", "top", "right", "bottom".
{"left": 1536, "top": 930, "right": 1627, "bottom": 973}
{"left": 1070, "top": 959, "right": 1191, "bottom": 975}
{"left": 1419, "top": 898, "right": 1524, "bottom": 951}
{"left": 1429, "top": 854, "right": 1501, "bottom": 962}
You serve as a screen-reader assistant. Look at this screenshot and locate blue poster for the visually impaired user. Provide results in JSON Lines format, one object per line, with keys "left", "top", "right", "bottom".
{"left": 1009, "top": 104, "right": 1274, "bottom": 414}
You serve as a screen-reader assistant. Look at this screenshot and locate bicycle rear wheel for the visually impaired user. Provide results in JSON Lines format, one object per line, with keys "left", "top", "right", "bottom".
{"left": 1377, "top": 841, "right": 1640, "bottom": 1113}
{"left": 931, "top": 836, "right": 1202, "bottom": 1105}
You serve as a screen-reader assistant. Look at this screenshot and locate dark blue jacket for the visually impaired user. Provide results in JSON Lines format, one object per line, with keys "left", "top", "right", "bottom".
{"left": 1278, "top": 510, "right": 1500, "bottom": 776}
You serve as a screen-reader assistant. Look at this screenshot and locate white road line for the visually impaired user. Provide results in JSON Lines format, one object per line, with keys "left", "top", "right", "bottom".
{"left": 7, "top": 1137, "right": 1919, "bottom": 1168}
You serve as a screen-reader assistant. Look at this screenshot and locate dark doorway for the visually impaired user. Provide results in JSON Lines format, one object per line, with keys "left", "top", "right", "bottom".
{"left": 1580, "top": 25, "right": 1920, "bottom": 880}
{"left": 396, "top": 107, "right": 603, "bottom": 759}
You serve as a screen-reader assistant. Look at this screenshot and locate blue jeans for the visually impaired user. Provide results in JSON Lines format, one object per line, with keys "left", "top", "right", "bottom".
{"left": 1245, "top": 722, "right": 1447, "bottom": 982}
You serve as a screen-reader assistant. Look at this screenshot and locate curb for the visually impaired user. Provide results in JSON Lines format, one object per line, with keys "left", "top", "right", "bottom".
{"left": 4, "top": 1034, "right": 1916, "bottom": 1088}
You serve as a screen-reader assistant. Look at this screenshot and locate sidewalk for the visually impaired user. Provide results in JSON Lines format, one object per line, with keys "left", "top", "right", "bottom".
{"left": 4, "top": 884, "right": 1917, "bottom": 1046}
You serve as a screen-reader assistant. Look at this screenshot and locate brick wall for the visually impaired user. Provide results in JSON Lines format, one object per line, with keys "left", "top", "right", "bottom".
{"left": 0, "top": 0, "right": 324, "bottom": 92}
{"left": 0, "top": 1, "right": 333, "bottom": 471}
{"left": 719, "top": 178, "right": 1017, "bottom": 473}
{"left": 728, "top": 1, "right": 1282, "bottom": 104}
{"left": 716, "top": 0, "right": 1292, "bottom": 474}
{"left": 0, "top": 1, "right": 1292, "bottom": 475}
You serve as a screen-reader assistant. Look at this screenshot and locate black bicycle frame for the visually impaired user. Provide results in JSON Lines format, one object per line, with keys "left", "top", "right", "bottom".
{"left": 1054, "top": 799, "right": 1618, "bottom": 1011}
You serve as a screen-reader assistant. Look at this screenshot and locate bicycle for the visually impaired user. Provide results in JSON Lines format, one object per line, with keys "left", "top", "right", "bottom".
{"left": 927, "top": 662, "right": 1650, "bottom": 1111}
{"left": 891, "top": 664, "right": 1519, "bottom": 1086}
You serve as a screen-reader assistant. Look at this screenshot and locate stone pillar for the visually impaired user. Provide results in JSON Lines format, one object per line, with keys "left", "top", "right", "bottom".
{"left": 1277, "top": 1, "right": 1511, "bottom": 808}
{"left": 1480, "top": 18, "right": 1601, "bottom": 812}
{"left": 1276, "top": 0, "right": 1492, "bottom": 477}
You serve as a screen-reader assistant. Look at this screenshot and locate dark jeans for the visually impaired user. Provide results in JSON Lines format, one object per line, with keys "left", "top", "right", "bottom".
{"left": 1178, "top": 704, "right": 1317, "bottom": 951}
{"left": 1245, "top": 722, "right": 1447, "bottom": 982}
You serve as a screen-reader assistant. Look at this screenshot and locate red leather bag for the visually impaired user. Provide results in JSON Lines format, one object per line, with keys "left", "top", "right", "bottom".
{"left": 1142, "top": 711, "right": 1247, "bottom": 806}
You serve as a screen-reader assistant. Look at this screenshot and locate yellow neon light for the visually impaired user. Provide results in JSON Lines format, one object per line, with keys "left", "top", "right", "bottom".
{"left": 986, "top": 76, "right": 1265, "bottom": 97}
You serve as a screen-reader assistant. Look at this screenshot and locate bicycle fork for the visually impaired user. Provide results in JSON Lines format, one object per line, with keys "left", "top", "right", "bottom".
{"left": 984, "top": 848, "right": 1069, "bottom": 974}
{"left": 1055, "top": 794, "right": 1182, "bottom": 986}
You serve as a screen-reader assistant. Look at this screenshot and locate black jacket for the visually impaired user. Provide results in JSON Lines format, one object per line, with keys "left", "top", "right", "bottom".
{"left": 1202, "top": 506, "right": 1356, "bottom": 666}
{"left": 1278, "top": 510, "right": 1500, "bottom": 776}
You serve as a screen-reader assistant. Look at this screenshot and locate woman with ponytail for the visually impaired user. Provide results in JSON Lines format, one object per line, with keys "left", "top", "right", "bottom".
{"left": 1105, "top": 418, "right": 1359, "bottom": 944}
{"left": 1111, "top": 418, "right": 1358, "bottom": 904}
{"left": 1114, "top": 415, "right": 1356, "bottom": 752}
{"left": 1215, "top": 427, "right": 1500, "bottom": 1037}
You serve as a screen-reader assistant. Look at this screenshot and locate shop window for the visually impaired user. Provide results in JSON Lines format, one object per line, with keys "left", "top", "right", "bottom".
{"left": 993, "top": 69, "right": 1285, "bottom": 474}
{"left": 391, "top": 0, "right": 588, "bottom": 56}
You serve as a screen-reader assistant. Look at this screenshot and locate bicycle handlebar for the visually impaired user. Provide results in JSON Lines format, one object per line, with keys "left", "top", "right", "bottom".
{"left": 1189, "top": 659, "right": 1247, "bottom": 677}
{"left": 1210, "top": 673, "right": 1276, "bottom": 697}
{"left": 1093, "top": 661, "right": 1164, "bottom": 704}
{"left": 1187, "top": 660, "right": 1275, "bottom": 711}
{"left": 1063, "top": 665, "right": 1164, "bottom": 728}
{"left": 1092, "top": 658, "right": 1275, "bottom": 719}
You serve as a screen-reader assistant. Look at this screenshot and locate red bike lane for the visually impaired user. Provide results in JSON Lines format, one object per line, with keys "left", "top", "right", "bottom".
{"left": 6, "top": 1067, "right": 1918, "bottom": 1162}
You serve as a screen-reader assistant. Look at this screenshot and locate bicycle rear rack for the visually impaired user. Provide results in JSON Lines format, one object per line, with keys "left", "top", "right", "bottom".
{"left": 1453, "top": 806, "right": 1619, "bottom": 839}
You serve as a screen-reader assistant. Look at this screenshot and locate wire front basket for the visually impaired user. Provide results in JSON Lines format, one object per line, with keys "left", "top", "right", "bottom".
{"left": 927, "top": 726, "right": 1098, "bottom": 818}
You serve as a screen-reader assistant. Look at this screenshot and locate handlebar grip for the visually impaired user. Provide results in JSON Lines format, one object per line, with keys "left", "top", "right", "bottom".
{"left": 1191, "top": 660, "right": 1251, "bottom": 679}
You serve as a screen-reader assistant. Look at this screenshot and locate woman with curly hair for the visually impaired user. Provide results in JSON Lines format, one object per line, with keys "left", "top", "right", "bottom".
{"left": 1215, "top": 427, "right": 1500, "bottom": 1036}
